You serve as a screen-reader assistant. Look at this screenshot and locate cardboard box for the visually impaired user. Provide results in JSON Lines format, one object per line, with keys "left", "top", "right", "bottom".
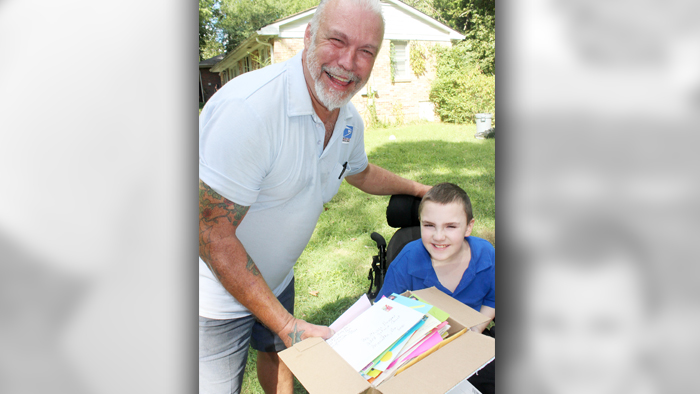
{"left": 279, "top": 287, "right": 495, "bottom": 394}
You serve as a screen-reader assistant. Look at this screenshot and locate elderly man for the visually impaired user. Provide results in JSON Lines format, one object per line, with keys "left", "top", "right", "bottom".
{"left": 198, "top": 0, "right": 430, "bottom": 393}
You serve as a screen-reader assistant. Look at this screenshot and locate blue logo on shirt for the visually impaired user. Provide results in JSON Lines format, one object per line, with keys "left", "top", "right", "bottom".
{"left": 342, "top": 125, "right": 353, "bottom": 143}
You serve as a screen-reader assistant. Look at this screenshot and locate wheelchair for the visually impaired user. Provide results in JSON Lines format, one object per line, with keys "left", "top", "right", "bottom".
{"left": 366, "top": 194, "right": 423, "bottom": 300}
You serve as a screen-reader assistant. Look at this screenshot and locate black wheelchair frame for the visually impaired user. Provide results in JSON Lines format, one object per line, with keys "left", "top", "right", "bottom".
{"left": 366, "top": 194, "right": 422, "bottom": 300}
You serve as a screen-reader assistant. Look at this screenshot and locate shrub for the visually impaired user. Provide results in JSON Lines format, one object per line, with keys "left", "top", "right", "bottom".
{"left": 429, "top": 42, "right": 495, "bottom": 124}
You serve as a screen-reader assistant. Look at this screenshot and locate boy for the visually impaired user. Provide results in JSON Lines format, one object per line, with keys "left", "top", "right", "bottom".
{"left": 375, "top": 183, "right": 495, "bottom": 332}
{"left": 375, "top": 183, "right": 495, "bottom": 393}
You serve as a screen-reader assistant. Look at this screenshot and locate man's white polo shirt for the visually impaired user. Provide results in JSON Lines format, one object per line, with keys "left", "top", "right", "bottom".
{"left": 198, "top": 52, "right": 368, "bottom": 319}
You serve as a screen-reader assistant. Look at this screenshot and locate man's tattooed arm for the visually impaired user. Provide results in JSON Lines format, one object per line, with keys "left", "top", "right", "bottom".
{"left": 245, "top": 254, "right": 261, "bottom": 276}
{"left": 199, "top": 179, "right": 257, "bottom": 278}
{"left": 198, "top": 179, "right": 331, "bottom": 347}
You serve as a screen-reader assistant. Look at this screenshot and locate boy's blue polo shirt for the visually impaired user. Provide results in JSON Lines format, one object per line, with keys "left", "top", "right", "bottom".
{"left": 375, "top": 236, "right": 495, "bottom": 312}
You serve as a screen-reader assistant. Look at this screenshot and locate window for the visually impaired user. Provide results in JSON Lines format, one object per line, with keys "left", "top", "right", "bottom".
{"left": 392, "top": 41, "right": 408, "bottom": 80}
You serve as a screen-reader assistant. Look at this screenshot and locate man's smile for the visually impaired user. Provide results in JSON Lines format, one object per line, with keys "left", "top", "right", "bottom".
{"left": 325, "top": 70, "right": 353, "bottom": 87}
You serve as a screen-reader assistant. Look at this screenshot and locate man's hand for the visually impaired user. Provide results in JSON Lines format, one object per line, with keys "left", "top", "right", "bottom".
{"left": 278, "top": 317, "right": 335, "bottom": 348}
{"left": 415, "top": 183, "right": 432, "bottom": 198}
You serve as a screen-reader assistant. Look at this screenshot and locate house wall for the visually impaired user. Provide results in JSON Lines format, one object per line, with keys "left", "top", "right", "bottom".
{"left": 273, "top": 38, "right": 305, "bottom": 64}
{"left": 200, "top": 67, "right": 221, "bottom": 103}
{"left": 353, "top": 40, "right": 450, "bottom": 124}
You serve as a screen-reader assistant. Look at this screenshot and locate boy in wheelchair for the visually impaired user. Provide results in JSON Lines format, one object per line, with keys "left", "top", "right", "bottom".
{"left": 374, "top": 182, "right": 495, "bottom": 393}
{"left": 375, "top": 183, "right": 495, "bottom": 332}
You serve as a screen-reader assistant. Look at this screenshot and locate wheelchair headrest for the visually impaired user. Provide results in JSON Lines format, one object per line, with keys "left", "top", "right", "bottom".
{"left": 386, "top": 194, "right": 422, "bottom": 228}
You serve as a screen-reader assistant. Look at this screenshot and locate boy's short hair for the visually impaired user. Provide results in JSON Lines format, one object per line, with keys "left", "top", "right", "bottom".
{"left": 419, "top": 183, "right": 473, "bottom": 222}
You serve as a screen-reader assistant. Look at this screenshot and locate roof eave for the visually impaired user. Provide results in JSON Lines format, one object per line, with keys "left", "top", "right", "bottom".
{"left": 384, "top": 0, "right": 465, "bottom": 40}
{"left": 211, "top": 34, "right": 274, "bottom": 73}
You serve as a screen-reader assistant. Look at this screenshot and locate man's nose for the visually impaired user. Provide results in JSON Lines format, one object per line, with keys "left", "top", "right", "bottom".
{"left": 337, "top": 47, "right": 355, "bottom": 71}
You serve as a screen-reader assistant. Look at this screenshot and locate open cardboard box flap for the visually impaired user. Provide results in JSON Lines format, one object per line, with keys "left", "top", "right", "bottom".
{"left": 278, "top": 337, "right": 370, "bottom": 394}
{"left": 279, "top": 287, "right": 495, "bottom": 394}
{"left": 409, "top": 287, "right": 492, "bottom": 330}
{"left": 379, "top": 331, "right": 495, "bottom": 394}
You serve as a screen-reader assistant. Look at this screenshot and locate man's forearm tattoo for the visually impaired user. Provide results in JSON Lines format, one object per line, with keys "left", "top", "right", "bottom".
{"left": 288, "top": 322, "right": 305, "bottom": 346}
{"left": 246, "top": 254, "right": 261, "bottom": 276}
{"left": 199, "top": 179, "right": 251, "bottom": 277}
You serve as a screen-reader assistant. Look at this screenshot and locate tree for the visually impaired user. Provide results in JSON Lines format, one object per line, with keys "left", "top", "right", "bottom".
{"left": 199, "top": 0, "right": 224, "bottom": 60}
{"left": 214, "top": 0, "right": 318, "bottom": 54}
{"left": 432, "top": 0, "right": 495, "bottom": 74}
{"left": 394, "top": 0, "right": 495, "bottom": 74}
{"left": 399, "top": 0, "right": 443, "bottom": 22}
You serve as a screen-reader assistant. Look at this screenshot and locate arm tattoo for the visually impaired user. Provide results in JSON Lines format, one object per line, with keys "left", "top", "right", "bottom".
{"left": 288, "top": 322, "right": 305, "bottom": 346}
{"left": 199, "top": 180, "right": 249, "bottom": 227}
{"left": 245, "top": 254, "right": 261, "bottom": 276}
{"left": 199, "top": 179, "right": 251, "bottom": 277}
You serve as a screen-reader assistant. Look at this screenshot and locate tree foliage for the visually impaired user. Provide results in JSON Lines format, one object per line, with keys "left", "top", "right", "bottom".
{"left": 429, "top": 43, "right": 495, "bottom": 123}
{"left": 433, "top": 0, "right": 495, "bottom": 74}
{"left": 211, "top": 0, "right": 318, "bottom": 54}
{"left": 432, "top": 0, "right": 494, "bottom": 32}
{"left": 404, "top": 0, "right": 495, "bottom": 75}
{"left": 199, "top": 0, "right": 223, "bottom": 60}
{"left": 399, "top": 0, "right": 444, "bottom": 21}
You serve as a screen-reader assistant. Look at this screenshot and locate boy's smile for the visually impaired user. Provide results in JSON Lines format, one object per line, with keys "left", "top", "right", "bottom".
{"left": 420, "top": 201, "right": 475, "bottom": 266}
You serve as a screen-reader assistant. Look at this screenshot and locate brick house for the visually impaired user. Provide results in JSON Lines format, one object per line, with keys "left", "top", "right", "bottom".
{"left": 199, "top": 54, "right": 224, "bottom": 103}
{"left": 210, "top": 0, "right": 465, "bottom": 123}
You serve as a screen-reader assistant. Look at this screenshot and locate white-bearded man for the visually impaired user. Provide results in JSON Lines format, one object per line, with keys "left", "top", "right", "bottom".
{"left": 198, "top": 1, "right": 430, "bottom": 393}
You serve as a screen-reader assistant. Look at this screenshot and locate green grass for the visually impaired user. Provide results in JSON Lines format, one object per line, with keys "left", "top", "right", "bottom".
{"left": 240, "top": 122, "right": 495, "bottom": 394}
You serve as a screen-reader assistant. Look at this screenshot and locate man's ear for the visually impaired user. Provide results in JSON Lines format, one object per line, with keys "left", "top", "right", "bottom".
{"left": 304, "top": 24, "right": 312, "bottom": 48}
{"left": 464, "top": 218, "right": 476, "bottom": 237}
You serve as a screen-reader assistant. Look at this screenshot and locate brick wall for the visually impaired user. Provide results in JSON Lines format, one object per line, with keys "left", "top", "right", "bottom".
{"left": 273, "top": 38, "right": 450, "bottom": 124}
{"left": 352, "top": 40, "right": 451, "bottom": 124}
{"left": 200, "top": 68, "right": 221, "bottom": 103}
{"left": 273, "top": 38, "right": 305, "bottom": 64}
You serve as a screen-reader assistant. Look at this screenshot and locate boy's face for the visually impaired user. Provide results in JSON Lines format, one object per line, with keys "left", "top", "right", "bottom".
{"left": 420, "top": 201, "right": 475, "bottom": 264}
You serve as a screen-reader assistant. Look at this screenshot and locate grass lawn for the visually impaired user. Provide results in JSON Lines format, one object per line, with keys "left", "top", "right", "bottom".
{"left": 239, "top": 122, "right": 495, "bottom": 394}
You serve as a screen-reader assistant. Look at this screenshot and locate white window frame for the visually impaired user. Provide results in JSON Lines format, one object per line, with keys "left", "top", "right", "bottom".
{"left": 392, "top": 41, "right": 409, "bottom": 81}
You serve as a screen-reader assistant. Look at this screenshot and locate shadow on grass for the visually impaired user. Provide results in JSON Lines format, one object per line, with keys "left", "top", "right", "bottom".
{"left": 367, "top": 139, "right": 495, "bottom": 190}
{"left": 304, "top": 294, "right": 364, "bottom": 327}
{"left": 317, "top": 139, "right": 495, "bottom": 240}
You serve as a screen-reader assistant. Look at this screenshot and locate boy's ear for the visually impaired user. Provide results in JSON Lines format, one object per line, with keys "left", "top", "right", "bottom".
{"left": 464, "top": 218, "right": 476, "bottom": 237}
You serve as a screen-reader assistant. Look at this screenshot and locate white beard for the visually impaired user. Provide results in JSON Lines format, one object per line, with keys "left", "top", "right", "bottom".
{"left": 306, "top": 38, "right": 367, "bottom": 111}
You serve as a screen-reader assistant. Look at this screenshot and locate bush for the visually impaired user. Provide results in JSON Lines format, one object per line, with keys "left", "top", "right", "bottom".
{"left": 429, "top": 42, "right": 495, "bottom": 124}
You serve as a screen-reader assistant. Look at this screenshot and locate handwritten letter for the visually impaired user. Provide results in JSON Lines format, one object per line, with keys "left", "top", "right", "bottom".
{"left": 326, "top": 298, "right": 424, "bottom": 371}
